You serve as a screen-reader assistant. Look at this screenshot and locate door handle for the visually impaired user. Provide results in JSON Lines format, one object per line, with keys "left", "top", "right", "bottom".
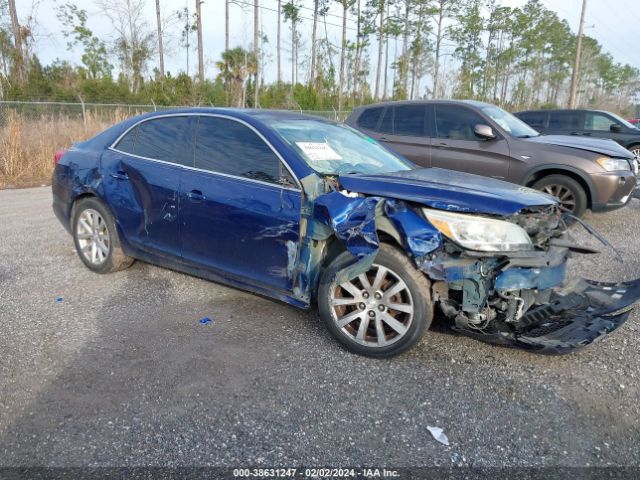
{"left": 436, "top": 142, "right": 449, "bottom": 148}
{"left": 110, "top": 170, "right": 129, "bottom": 180}
{"left": 187, "top": 189, "right": 205, "bottom": 202}
{"left": 570, "top": 132, "right": 580, "bottom": 136}
{"left": 379, "top": 136, "right": 388, "bottom": 141}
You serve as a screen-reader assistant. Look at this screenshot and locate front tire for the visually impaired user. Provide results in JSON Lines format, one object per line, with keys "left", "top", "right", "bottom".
{"left": 72, "top": 197, "right": 134, "bottom": 274}
{"left": 532, "top": 174, "right": 587, "bottom": 217}
{"left": 318, "top": 243, "right": 433, "bottom": 358}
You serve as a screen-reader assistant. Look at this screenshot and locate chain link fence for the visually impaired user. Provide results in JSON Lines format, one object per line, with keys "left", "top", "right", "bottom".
{"left": 0, "top": 101, "right": 351, "bottom": 126}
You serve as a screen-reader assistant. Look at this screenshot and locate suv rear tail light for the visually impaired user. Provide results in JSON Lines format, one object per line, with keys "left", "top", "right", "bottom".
{"left": 54, "top": 149, "right": 67, "bottom": 165}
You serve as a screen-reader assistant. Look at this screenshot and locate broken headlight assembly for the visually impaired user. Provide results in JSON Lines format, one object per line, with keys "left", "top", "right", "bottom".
{"left": 423, "top": 209, "right": 533, "bottom": 252}
{"left": 595, "top": 156, "right": 631, "bottom": 172}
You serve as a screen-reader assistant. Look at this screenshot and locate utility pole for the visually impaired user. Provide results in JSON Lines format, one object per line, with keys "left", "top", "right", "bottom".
{"left": 155, "top": 0, "right": 165, "bottom": 80}
{"left": 196, "top": 0, "right": 204, "bottom": 83}
{"left": 254, "top": 0, "right": 260, "bottom": 107}
{"left": 568, "top": 0, "right": 587, "bottom": 108}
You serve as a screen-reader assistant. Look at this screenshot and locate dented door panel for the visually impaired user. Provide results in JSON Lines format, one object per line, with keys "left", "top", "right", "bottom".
{"left": 180, "top": 170, "right": 302, "bottom": 292}
{"left": 101, "top": 150, "right": 181, "bottom": 256}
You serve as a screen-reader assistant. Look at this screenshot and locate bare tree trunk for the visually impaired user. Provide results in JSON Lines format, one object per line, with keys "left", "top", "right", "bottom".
{"left": 277, "top": 0, "right": 282, "bottom": 83}
{"left": 291, "top": 23, "right": 295, "bottom": 91}
{"left": 338, "top": 3, "right": 348, "bottom": 112}
{"left": 155, "top": 0, "right": 165, "bottom": 79}
{"left": 310, "top": 0, "right": 319, "bottom": 85}
{"left": 352, "top": 0, "right": 361, "bottom": 103}
{"left": 254, "top": 0, "right": 260, "bottom": 107}
{"left": 374, "top": 0, "right": 385, "bottom": 100}
{"left": 225, "top": 0, "right": 230, "bottom": 51}
{"left": 432, "top": 11, "right": 443, "bottom": 99}
{"left": 196, "top": 0, "right": 204, "bottom": 82}
{"left": 382, "top": 2, "right": 389, "bottom": 100}
{"left": 8, "top": 0, "right": 24, "bottom": 82}
{"left": 401, "top": 0, "right": 409, "bottom": 97}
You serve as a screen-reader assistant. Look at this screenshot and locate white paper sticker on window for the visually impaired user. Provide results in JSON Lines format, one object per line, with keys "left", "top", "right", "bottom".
{"left": 296, "top": 142, "right": 343, "bottom": 161}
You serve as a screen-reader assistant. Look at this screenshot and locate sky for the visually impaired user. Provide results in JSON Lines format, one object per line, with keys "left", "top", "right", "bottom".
{"left": 16, "top": 0, "right": 640, "bottom": 92}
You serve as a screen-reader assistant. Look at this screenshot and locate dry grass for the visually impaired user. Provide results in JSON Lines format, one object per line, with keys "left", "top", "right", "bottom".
{"left": 0, "top": 110, "right": 133, "bottom": 188}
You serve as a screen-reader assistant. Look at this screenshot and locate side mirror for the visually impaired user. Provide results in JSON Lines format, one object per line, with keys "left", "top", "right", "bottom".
{"left": 610, "top": 123, "right": 623, "bottom": 133}
{"left": 474, "top": 124, "right": 496, "bottom": 140}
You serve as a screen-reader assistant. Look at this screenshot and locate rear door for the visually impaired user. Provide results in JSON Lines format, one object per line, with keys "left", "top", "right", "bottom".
{"left": 102, "top": 115, "right": 194, "bottom": 257}
{"left": 180, "top": 115, "right": 302, "bottom": 293}
{"left": 431, "top": 104, "right": 510, "bottom": 179}
{"left": 359, "top": 105, "right": 431, "bottom": 167}
{"left": 548, "top": 110, "right": 584, "bottom": 136}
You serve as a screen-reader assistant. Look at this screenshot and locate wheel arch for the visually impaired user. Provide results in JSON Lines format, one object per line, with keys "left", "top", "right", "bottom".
{"left": 522, "top": 166, "right": 595, "bottom": 209}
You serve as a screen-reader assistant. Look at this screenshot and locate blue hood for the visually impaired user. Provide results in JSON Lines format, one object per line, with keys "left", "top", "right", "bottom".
{"left": 338, "top": 168, "right": 557, "bottom": 216}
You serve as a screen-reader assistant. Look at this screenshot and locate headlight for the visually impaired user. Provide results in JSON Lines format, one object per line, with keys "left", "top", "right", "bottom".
{"left": 596, "top": 156, "right": 631, "bottom": 172}
{"left": 423, "top": 209, "right": 533, "bottom": 252}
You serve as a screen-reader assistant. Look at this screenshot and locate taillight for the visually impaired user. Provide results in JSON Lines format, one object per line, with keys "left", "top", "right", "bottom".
{"left": 54, "top": 149, "right": 67, "bottom": 165}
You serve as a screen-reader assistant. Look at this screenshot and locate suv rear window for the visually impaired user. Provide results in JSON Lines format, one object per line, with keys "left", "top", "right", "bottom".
{"left": 393, "top": 105, "right": 427, "bottom": 136}
{"left": 357, "top": 107, "right": 384, "bottom": 130}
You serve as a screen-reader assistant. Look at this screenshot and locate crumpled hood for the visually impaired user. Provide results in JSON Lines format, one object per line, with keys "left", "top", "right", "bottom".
{"left": 525, "top": 135, "right": 634, "bottom": 159}
{"left": 338, "top": 168, "right": 557, "bottom": 216}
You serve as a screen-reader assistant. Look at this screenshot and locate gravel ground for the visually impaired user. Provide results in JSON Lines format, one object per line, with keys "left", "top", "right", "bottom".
{"left": 1, "top": 186, "right": 639, "bottom": 468}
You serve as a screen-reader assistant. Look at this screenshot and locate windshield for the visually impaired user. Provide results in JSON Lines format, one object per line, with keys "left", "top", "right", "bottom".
{"left": 608, "top": 112, "right": 639, "bottom": 130}
{"left": 268, "top": 119, "right": 413, "bottom": 175}
{"left": 480, "top": 105, "right": 540, "bottom": 138}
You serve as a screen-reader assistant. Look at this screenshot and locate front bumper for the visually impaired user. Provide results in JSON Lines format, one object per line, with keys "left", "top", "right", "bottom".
{"left": 456, "top": 278, "right": 640, "bottom": 354}
{"left": 591, "top": 171, "right": 636, "bottom": 212}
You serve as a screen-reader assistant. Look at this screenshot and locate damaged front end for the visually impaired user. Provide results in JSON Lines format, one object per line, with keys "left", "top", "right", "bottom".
{"left": 421, "top": 206, "right": 640, "bottom": 354}
{"left": 305, "top": 176, "right": 640, "bottom": 355}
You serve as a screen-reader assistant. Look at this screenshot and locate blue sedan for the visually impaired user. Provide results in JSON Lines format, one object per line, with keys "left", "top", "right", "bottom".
{"left": 52, "top": 109, "right": 640, "bottom": 357}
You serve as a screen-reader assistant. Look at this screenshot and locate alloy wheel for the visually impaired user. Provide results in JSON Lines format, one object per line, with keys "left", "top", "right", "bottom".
{"left": 329, "top": 264, "right": 414, "bottom": 348}
{"left": 76, "top": 209, "right": 110, "bottom": 265}
{"left": 541, "top": 184, "right": 576, "bottom": 213}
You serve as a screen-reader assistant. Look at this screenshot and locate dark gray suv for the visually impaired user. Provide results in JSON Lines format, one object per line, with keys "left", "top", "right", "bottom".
{"left": 346, "top": 100, "right": 638, "bottom": 217}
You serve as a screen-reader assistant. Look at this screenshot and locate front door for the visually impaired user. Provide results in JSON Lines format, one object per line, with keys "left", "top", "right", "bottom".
{"left": 180, "top": 115, "right": 301, "bottom": 293}
{"left": 431, "top": 104, "right": 511, "bottom": 179}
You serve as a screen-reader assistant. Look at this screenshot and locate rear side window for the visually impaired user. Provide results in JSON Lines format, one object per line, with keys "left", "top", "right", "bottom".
{"left": 435, "top": 105, "right": 485, "bottom": 140}
{"left": 549, "top": 111, "right": 581, "bottom": 129}
{"left": 357, "top": 107, "right": 383, "bottom": 130}
{"left": 393, "top": 105, "right": 427, "bottom": 136}
{"left": 378, "top": 108, "right": 394, "bottom": 134}
{"left": 518, "top": 111, "right": 547, "bottom": 128}
{"left": 194, "top": 116, "right": 282, "bottom": 184}
{"left": 115, "top": 116, "right": 194, "bottom": 166}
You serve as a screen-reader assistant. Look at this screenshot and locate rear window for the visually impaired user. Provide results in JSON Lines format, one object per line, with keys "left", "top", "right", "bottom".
{"left": 518, "top": 111, "right": 547, "bottom": 128}
{"left": 549, "top": 111, "right": 581, "bottom": 129}
{"left": 357, "top": 107, "right": 384, "bottom": 130}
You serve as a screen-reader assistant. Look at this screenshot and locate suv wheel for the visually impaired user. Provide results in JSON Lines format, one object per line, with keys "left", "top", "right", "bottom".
{"left": 628, "top": 144, "right": 640, "bottom": 160}
{"left": 532, "top": 174, "right": 587, "bottom": 217}
{"left": 318, "top": 243, "right": 433, "bottom": 357}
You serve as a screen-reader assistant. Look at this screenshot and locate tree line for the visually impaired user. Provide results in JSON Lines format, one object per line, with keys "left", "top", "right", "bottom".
{"left": 1, "top": 0, "right": 638, "bottom": 114}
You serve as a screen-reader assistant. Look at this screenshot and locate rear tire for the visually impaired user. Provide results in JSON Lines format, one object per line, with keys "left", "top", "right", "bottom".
{"left": 72, "top": 197, "right": 134, "bottom": 274}
{"left": 532, "top": 174, "right": 587, "bottom": 217}
{"left": 318, "top": 243, "right": 433, "bottom": 358}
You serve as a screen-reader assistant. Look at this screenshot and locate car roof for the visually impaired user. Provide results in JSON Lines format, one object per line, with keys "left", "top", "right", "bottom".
{"left": 357, "top": 99, "right": 495, "bottom": 109}
{"left": 140, "top": 107, "right": 333, "bottom": 123}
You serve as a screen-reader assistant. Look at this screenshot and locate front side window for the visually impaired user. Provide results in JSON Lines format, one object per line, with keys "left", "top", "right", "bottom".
{"left": 267, "top": 119, "right": 412, "bottom": 175}
{"left": 115, "top": 116, "right": 193, "bottom": 166}
{"left": 435, "top": 105, "right": 485, "bottom": 140}
{"left": 549, "top": 111, "right": 581, "bottom": 129}
{"left": 585, "top": 113, "right": 615, "bottom": 131}
{"left": 517, "top": 111, "right": 547, "bottom": 129}
{"left": 393, "top": 105, "right": 427, "bottom": 136}
{"left": 194, "top": 116, "right": 283, "bottom": 184}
